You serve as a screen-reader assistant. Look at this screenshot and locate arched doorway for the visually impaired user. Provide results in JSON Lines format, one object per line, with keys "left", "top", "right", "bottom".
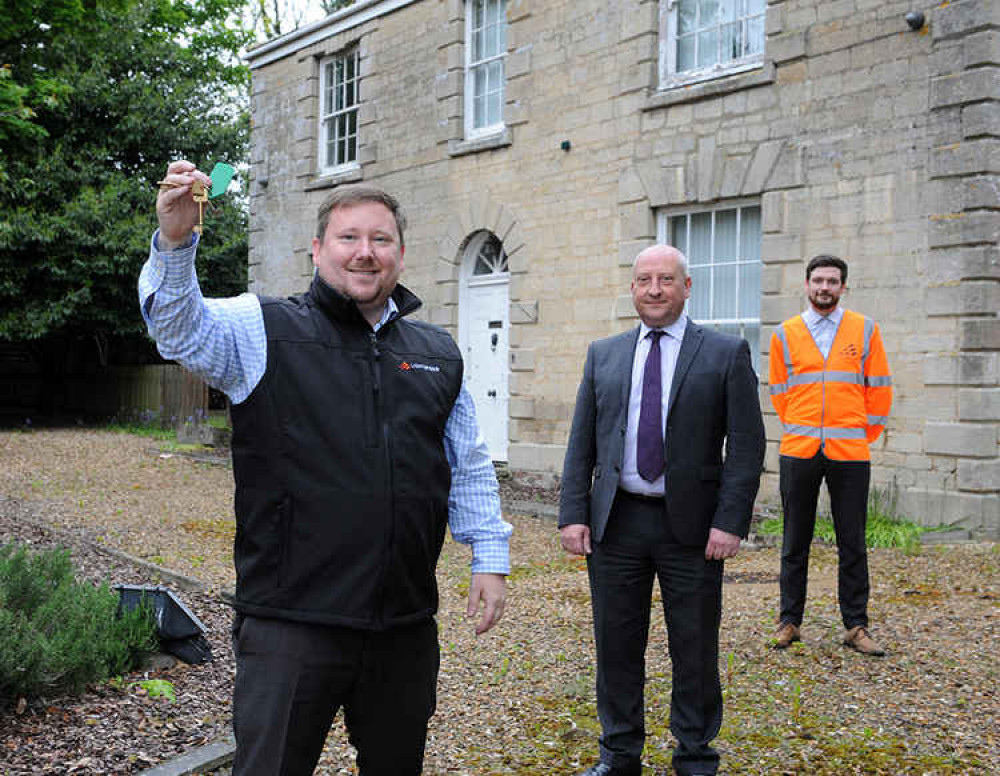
{"left": 458, "top": 231, "right": 510, "bottom": 461}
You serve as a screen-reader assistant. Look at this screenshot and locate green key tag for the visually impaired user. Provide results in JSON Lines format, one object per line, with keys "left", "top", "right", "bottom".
{"left": 208, "top": 162, "right": 236, "bottom": 199}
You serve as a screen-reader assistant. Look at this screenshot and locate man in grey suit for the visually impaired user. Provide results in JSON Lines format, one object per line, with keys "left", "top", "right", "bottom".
{"left": 559, "top": 245, "right": 765, "bottom": 776}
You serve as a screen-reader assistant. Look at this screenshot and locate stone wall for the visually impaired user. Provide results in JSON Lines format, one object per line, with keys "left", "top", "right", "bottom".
{"left": 247, "top": 0, "right": 998, "bottom": 536}
{"left": 913, "top": 0, "right": 999, "bottom": 532}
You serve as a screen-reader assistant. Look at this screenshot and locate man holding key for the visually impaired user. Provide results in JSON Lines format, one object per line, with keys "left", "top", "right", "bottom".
{"left": 140, "top": 160, "right": 512, "bottom": 775}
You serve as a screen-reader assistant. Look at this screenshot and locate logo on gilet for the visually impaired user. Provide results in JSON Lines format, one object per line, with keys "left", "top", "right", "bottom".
{"left": 398, "top": 361, "right": 441, "bottom": 373}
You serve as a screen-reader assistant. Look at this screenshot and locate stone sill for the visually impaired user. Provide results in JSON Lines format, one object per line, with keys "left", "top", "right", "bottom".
{"left": 643, "top": 61, "right": 776, "bottom": 111}
{"left": 304, "top": 165, "right": 363, "bottom": 191}
{"left": 448, "top": 128, "right": 513, "bottom": 157}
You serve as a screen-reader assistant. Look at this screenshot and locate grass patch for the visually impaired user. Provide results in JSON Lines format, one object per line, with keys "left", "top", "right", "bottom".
{"left": 105, "top": 407, "right": 230, "bottom": 441}
{"left": 160, "top": 441, "right": 213, "bottom": 454}
{"left": 469, "top": 692, "right": 606, "bottom": 773}
{"left": 204, "top": 412, "right": 231, "bottom": 430}
{"left": 758, "top": 483, "right": 929, "bottom": 549}
{"left": 107, "top": 422, "right": 176, "bottom": 441}
{"left": 105, "top": 422, "right": 222, "bottom": 456}
{"left": 722, "top": 723, "right": 985, "bottom": 774}
{"left": 715, "top": 653, "right": 985, "bottom": 774}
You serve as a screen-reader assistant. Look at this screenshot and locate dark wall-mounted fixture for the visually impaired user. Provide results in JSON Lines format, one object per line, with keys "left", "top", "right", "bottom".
{"left": 560, "top": 140, "right": 571, "bottom": 152}
{"left": 905, "top": 11, "right": 925, "bottom": 30}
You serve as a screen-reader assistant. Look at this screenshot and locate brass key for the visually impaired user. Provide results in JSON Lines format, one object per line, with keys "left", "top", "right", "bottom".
{"left": 191, "top": 180, "right": 209, "bottom": 234}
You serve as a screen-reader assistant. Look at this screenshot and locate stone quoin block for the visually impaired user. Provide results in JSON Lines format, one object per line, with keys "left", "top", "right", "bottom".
{"left": 924, "top": 421, "right": 996, "bottom": 458}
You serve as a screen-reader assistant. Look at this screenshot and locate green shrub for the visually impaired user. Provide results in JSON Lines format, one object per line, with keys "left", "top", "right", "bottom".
{"left": 758, "top": 483, "right": 927, "bottom": 550}
{"left": 0, "top": 543, "right": 158, "bottom": 703}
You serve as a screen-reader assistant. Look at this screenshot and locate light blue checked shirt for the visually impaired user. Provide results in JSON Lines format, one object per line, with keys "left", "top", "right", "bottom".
{"left": 139, "top": 232, "right": 511, "bottom": 575}
{"left": 803, "top": 306, "right": 844, "bottom": 359}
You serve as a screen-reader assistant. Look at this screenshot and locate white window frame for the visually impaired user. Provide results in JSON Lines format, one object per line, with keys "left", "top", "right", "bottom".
{"left": 467, "top": 231, "right": 510, "bottom": 282}
{"left": 318, "top": 47, "right": 361, "bottom": 175}
{"left": 464, "top": 0, "right": 507, "bottom": 140}
{"left": 658, "top": 200, "right": 762, "bottom": 371}
{"left": 659, "top": 0, "right": 765, "bottom": 90}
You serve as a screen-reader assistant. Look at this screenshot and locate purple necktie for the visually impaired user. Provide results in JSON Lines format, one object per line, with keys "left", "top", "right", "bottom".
{"left": 637, "top": 330, "right": 665, "bottom": 482}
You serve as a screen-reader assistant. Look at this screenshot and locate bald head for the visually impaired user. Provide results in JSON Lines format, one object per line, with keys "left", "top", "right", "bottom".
{"left": 633, "top": 245, "right": 688, "bottom": 279}
{"left": 630, "top": 244, "right": 691, "bottom": 328}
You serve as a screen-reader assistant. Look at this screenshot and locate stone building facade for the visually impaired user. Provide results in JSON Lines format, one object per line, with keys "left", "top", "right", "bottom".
{"left": 245, "top": 0, "right": 998, "bottom": 537}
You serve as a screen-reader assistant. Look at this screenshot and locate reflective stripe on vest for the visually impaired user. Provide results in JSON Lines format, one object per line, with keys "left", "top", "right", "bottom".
{"left": 787, "top": 370, "right": 864, "bottom": 387}
{"left": 775, "top": 324, "right": 792, "bottom": 374}
{"left": 782, "top": 423, "right": 867, "bottom": 440}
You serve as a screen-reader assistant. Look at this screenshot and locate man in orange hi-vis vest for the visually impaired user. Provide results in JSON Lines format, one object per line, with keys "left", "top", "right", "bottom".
{"left": 769, "top": 255, "right": 892, "bottom": 656}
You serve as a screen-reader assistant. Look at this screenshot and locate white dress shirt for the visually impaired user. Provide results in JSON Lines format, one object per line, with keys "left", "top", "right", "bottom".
{"left": 619, "top": 315, "right": 688, "bottom": 496}
{"left": 802, "top": 305, "right": 844, "bottom": 359}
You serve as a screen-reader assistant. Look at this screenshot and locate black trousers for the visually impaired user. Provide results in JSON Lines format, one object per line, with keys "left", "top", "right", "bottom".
{"left": 588, "top": 491, "right": 724, "bottom": 776}
{"left": 779, "top": 452, "right": 871, "bottom": 629}
{"left": 231, "top": 614, "right": 439, "bottom": 776}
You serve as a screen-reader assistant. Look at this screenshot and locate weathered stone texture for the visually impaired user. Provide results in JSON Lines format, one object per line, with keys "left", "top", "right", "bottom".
{"left": 958, "top": 458, "right": 1000, "bottom": 491}
{"left": 963, "top": 101, "right": 1000, "bottom": 139}
{"left": 922, "top": 245, "right": 1000, "bottom": 283}
{"left": 932, "top": 0, "right": 1000, "bottom": 42}
{"left": 926, "top": 281, "right": 1000, "bottom": 317}
{"left": 962, "top": 319, "right": 1000, "bottom": 351}
{"left": 245, "top": 0, "right": 999, "bottom": 531}
{"left": 924, "top": 422, "right": 997, "bottom": 458}
{"left": 960, "top": 388, "right": 1000, "bottom": 421}
{"left": 924, "top": 353, "right": 999, "bottom": 386}
{"left": 900, "top": 487, "right": 998, "bottom": 537}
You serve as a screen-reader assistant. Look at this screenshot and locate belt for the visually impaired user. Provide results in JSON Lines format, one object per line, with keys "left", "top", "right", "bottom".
{"left": 617, "top": 488, "right": 664, "bottom": 504}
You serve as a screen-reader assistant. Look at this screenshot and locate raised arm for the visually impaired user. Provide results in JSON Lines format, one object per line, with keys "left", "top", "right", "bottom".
{"left": 139, "top": 161, "right": 265, "bottom": 404}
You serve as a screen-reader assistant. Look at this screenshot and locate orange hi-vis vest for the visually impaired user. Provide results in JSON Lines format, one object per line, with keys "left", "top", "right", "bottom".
{"left": 769, "top": 309, "right": 892, "bottom": 461}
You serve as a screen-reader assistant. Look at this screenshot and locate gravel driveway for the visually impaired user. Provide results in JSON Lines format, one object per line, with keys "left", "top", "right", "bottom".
{"left": 0, "top": 429, "right": 996, "bottom": 775}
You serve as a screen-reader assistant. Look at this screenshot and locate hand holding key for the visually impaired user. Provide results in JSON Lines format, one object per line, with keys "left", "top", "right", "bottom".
{"left": 155, "top": 161, "right": 235, "bottom": 248}
{"left": 156, "top": 160, "right": 211, "bottom": 250}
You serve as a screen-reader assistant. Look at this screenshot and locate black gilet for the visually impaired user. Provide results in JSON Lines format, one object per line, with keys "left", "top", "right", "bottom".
{"left": 229, "top": 275, "right": 464, "bottom": 630}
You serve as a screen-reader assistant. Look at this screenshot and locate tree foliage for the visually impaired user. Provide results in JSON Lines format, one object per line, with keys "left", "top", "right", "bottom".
{"left": 247, "top": 0, "right": 349, "bottom": 40}
{"left": 321, "top": 0, "right": 356, "bottom": 13}
{"left": 0, "top": 0, "right": 253, "bottom": 365}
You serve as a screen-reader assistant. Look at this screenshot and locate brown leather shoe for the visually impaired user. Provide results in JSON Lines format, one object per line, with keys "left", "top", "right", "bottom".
{"left": 773, "top": 622, "right": 800, "bottom": 649}
{"left": 843, "top": 626, "right": 885, "bottom": 656}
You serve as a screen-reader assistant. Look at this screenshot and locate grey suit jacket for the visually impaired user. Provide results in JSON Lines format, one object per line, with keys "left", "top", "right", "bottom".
{"left": 558, "top": 320, "right": 765, "bottom": 547}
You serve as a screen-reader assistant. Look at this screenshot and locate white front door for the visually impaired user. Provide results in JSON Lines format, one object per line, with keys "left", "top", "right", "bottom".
{"left": 464, "top": 280, "right": 509, "bottom": 460}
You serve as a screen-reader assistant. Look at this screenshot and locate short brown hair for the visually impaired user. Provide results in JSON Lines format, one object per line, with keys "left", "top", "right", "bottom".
{"left": 315, "top": 185, "right": 407, "bottom": 246}
{"left": 806, "top": 254, "right": 847, "bottom": 284}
